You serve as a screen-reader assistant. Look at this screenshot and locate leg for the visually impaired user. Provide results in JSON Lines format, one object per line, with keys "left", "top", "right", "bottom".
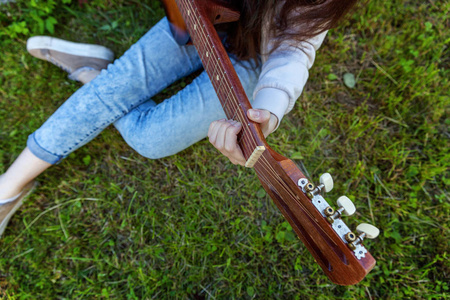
{"left": 27, "top": 17, "right": 203, "bottom": 164}
{"left": 0, "top": 148, "right": 50, "bottom": 199}
{"left": 0, "top": 148, "right": 48, "bottom": 237}
{"left": 0, "top": 17, "right": 201, "bottom": 197}
{"left": 114, "top": 56, "right": 261, "bottom": 159}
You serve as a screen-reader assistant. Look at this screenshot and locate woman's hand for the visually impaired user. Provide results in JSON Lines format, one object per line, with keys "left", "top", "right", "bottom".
{"left": 208, "top": 108, "right": 278, "bottom": 166}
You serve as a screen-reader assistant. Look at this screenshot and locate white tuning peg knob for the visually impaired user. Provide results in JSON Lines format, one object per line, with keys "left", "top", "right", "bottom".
{"left": 319, "top": 173, "right": 333, "bottom": 193}
{"left": 336, "top": 196, "right": 356, "bottom": 216}
{"left": 356, "top": 223, "right": 380, "bottom": 239}
{"left": 347, "top": 223, "right": 380, "bottom": 250}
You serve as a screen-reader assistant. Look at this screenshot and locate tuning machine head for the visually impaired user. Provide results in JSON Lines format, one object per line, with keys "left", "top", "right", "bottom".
{"left": 337, "top": 196, "right": 356, "bottom": 216}
{"left": 356, "top": 223, "right": 380, "bottom": 239}
{"left": 347, "top": 223, "right": 380, "bottom": 250}
{"left": 324, "top": 196, "right": 356, "bottom": 223}
{"left": 302, "top": 173, "right": 334, "bottom": 199}
{"left": 319, "top": 173, "right": 334, "bottom": 193}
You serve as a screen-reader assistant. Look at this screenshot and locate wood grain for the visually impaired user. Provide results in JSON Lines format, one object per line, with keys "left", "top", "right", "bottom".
{"left": 161, "top": 0, "right": 376, "bottom": 285}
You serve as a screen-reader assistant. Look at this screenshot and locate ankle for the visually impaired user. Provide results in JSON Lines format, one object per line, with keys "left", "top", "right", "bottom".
{"left": 0, "top": 174, "right": 26, "bottom": 200}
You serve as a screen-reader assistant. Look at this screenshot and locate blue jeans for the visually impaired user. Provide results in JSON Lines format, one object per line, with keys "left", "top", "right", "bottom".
{"left": 27, "top": 18, "right": 261, "bottom": 164}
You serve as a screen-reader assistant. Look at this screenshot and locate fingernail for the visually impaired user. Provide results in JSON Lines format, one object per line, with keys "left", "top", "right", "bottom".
{"left": 233, "top": 121, "right": 241, "bottom": 127}
{"left": 249, "top": 109, "right": 259, "bottom": 118}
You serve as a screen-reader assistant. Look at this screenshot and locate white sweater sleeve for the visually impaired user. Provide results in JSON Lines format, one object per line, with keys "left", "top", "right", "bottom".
{"left": 252, "top": 30, "right": 328, "bottom": 130}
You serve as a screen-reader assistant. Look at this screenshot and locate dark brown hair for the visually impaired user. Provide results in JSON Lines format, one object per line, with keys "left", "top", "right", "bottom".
{"left": 226, "top": 0, "right": 358, "bottom": 60}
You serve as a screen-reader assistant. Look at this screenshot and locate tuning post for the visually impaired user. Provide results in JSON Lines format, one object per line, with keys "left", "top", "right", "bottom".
{"left": 348, "top": 223, "right": 380, "bottom": 250}
{"left": 303, "top": 182, "right": 315, "bottom": 198}
{"left": 324, "top": 196, "right": 356, "bottom": 224}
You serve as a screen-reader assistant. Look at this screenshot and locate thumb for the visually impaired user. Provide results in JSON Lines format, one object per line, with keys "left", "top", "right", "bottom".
{"left": 247, "top": 109, "right": 271, "bottom": 124}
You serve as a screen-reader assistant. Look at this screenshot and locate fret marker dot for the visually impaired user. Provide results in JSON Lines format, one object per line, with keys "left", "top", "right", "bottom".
{"left": 216, "top": 75, "right": 219, "bottom": 80}
{"left": 206, "top": 52, "right": 209, "bottom": 57}
{"left": 188, "top": 10, "right": 190, "bottom": 16}
{"left": 194, "top": 24, "right": 197, "bottom": 30}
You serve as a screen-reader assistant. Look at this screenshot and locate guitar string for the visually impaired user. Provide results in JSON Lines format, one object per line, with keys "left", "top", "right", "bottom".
{"left": 181, "top": 1, "right": 237, "bottom": 121}
{"left": 253, "top": 165, "right": 297, "bottom": 208}
{"left": 183, "top": 4, "right": 347, "bottom": 247}
{"left": 179, "top": 2, "right": 334, "bottom": 238}
{"left": 180, "top": 1, "right": 296, "bottom": 183}
{"left": 180, "top": 1, "right": 262, "bottom": 163}
{"left": 254, "top": 159, "right": 304, "bottom": 207}
{"left": 180, "top": 0, "right": 302, "bottom": 190}
{"left": 252, "top": 165, "right": 316, "bottom": 231}
{"left": 254, "top": 166, "right": 345, "bottom": 260}
{"left": 180, "top": 1, "right": 252, "bottom": 133}
{"left": 253, "top": 161, "right": 337, "bottom": 241}
{"left": 177, "top": 4, "right": 345, "bottom": 245}
{"left": 181, "top": 0, "right": 262, "bottom": 153}
{"left": 180, "top": 0, "right": 306, "bottom": 204}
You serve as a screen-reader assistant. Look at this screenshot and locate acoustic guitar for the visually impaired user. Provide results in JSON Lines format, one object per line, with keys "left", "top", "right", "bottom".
{"left": 161, "top": 0, "right": 378, "bottom": 285}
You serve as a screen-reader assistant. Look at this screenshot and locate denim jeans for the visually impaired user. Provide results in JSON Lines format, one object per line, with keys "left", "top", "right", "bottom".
{"left": 27, "top": 17, "right": 261, "bottom": 164}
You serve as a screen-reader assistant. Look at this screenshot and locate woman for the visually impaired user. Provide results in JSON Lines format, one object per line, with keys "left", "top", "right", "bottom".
{"left": 0, "top": 0, "right": 357, "bottom": 236}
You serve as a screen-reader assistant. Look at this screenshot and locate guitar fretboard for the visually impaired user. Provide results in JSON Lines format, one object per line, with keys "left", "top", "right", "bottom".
{"left": 175, "top": 0, "right": 261, "bottom": 159}
{"left": 169, "top": 0, "right": 376, "bottom": 285}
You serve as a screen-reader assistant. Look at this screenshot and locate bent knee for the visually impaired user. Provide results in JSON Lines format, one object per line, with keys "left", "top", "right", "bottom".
{"left": 135, "top": 148, "right": 170, "bottom": 160}
{"left": 123, "top": 134, "right": 181, "bottom": 160}
{"left": 127, "top": 140, "right": 171, "bottom": 160}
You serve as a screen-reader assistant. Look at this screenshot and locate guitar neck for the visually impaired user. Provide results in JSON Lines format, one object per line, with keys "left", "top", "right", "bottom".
{"left": 174, "top": 0, "right": 266, "bottom": 160}
{"left": 171, "top": 0, "right": 376, "bottom": 285}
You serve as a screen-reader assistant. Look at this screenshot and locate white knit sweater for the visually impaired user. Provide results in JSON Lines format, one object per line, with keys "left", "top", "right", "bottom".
{"left": 252, "top": 10, "right": 327, "bottom": 130}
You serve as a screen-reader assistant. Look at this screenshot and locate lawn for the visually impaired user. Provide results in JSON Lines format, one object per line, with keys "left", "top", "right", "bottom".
{"left": 0, "top": 0, "right": 448, "bottom": 299}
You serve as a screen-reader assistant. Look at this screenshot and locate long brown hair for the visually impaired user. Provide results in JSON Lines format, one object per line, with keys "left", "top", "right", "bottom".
{"left": 226, "top": 0, "right": 358, "bottom": 60}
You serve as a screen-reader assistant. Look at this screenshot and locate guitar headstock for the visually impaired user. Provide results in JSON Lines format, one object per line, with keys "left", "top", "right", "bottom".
{"left": 255, "top": 153, "right": 377, "bottom": 285}
{"left": 164, "top": 0, "right": 378, "bottom": 285}
{"left": 298, "top": 173, "right": 379, "bottom": 264}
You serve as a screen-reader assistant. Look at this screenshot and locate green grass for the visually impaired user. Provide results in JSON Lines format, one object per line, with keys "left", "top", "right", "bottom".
{"left": 0, "top": 0, "right": 448, "bottom": 298}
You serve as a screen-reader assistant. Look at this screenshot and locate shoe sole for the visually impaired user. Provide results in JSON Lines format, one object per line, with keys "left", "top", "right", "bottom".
{"left": 27, "top": 36, "right": 114, "bottom": 61}
{"left": 0, "top": 181, "right": 38, "bottom": 237}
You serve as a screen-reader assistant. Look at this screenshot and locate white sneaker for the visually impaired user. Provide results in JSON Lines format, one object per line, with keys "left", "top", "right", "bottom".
{"left": 27, "top": 36, "right": 115, "bottom": 84}
{"left": 0, "top": 181, "right": 37, "bottom": 238}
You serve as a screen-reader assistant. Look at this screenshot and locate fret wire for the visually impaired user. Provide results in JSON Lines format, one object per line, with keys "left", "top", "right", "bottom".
{"left": 184, "top": 3, "right": 283, "bottom": 169}
{"left": 181, "top": 1, "right": 227, "bottom": 102}
{"left": 182, "top": 1, "right": 236, "bottom": 106}
{"left": 178, "top": 1, "right": 259, "bottom": 157}
{"left": 188, "top": 2, "right": 258, "bottom": 155}
{"left": 194, "top": 17, "right": 237, "bottom": 115}
{"left": 181, "top": 0, "right": 258, "bottom": 151}
{"left": 232, "top": 105, "right": 245, "bottom": 145}
{"left": 222, "top": 87, "right": 235, "bottom": 117}
{"left": 181, "top": 1, "right": 304, "bottom": 205}
{"left": 185, "top": 2, "right": 247, "bottom": 122}
{"left": 237, "top": 129, "right": 246, "bottom": 144}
